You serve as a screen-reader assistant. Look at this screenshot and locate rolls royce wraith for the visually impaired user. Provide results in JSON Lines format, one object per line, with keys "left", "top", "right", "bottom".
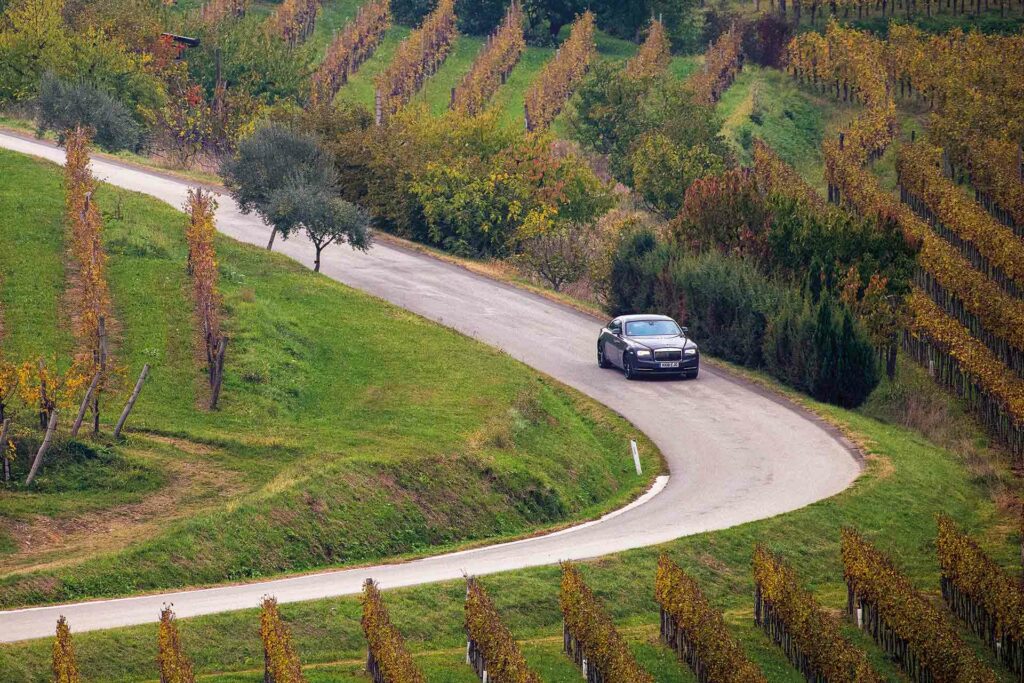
{"left": 597, "top": 314, "right": 699, "bottom": 380}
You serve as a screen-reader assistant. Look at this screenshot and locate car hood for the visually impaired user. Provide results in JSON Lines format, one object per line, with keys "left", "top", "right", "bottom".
{"left": 627, "top": 336, "right": 697, "bottom": 350}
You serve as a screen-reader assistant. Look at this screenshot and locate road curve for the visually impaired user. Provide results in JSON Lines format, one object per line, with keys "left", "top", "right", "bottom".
{"left": 0, "top": 132, "right": 860, "bottom": 642}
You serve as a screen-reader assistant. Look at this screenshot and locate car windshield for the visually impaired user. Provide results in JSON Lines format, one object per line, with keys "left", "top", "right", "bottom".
{"left": 625, "top": 320, "right": 681, "bottom": 337}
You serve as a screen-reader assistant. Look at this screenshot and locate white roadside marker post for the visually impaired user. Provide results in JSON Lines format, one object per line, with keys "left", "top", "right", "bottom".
{"left": 631, "top": 440, "right": 642, "bottom": 475}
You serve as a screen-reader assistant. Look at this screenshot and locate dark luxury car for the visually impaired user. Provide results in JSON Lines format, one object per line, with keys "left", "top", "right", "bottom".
{"left": 597, "top": 314, "right": 699, "bottom": 380}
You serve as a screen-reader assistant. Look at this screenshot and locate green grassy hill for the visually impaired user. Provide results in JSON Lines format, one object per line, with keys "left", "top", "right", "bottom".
{"left": 0, "top": 149, "right": 659, "bottom": 609}
{"left": 1, "top": 362, "right": 1019, "bottom": 682}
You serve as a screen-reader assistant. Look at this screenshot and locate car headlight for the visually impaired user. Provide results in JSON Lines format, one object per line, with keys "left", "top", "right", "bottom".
{"left": 635, "top": 349, "right": 653, "bottom": 358}
{"left": 684, "top": 348, "right": 698, "bottom": 356}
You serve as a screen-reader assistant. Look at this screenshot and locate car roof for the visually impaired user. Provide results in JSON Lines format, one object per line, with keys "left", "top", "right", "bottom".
{"left": 615, "top": 314, "right": 676, "bottom": 323}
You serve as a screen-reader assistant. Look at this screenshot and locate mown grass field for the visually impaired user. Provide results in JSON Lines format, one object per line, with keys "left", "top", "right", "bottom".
{"left": 1, "top": 358, "right": 1020, "bottom": 682}
{"left": 0, "top": 149, "right": 662, "bottom": 608}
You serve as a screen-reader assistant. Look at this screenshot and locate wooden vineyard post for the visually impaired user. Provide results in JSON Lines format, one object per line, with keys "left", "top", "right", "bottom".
{"left": 375, "top": 89, "right": 383, "bottom": 125}
{"left": 0, "top": 418, "right": 10, "bottom": 483}
{"left": 93, "top": 315, "right": 107, "bottom": 435}
{"left": 114, "top": 364, "right": 149, "bottom": 439}
{"left": 71, "top": 371, "right": 101, "bottom": 438}
{"left": 209, "top": 338, "right": 227, "bottom": 410}
{"left": 25, "top": 409, "right": 58, "bottom": 486}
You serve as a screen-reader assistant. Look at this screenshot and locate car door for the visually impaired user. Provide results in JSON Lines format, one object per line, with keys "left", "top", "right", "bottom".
{"left": 606, "top": 319, "right": 625, "bottom": 367}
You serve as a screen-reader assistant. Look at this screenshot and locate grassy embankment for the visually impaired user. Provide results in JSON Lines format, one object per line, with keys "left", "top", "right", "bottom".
{"left": 0, "top": 149, "right": 661, "bottom": 609}
{"left": 1, "top": 357, "right": 1020, "bottom": 682}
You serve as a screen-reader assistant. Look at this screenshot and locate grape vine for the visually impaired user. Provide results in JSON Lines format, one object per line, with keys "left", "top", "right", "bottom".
{"left": 754, "top": 546, "right": 881, "bottom": 683}
{"left": 937, "top": 515, "right": 1024, "bottom": 678}
{"left": 655, "top": 555, "right": 765, "bottom": 683}
{"left": 451, "top": 2, "right": 524, "bottom": 116}
{"left": 624, "top": 18, "right": 671, "bottom": 80}
{"left": 260, "top": 596, "right": 306, "bottom": 683}
{"left": 465, "top": 577, "right": 540, "bottom": 683}
{"left": 560, "top": 562, "right": 652, "bottom": 683}
{"left": 361, "top": 580, "right": 424, "bottom": 683}
{"left": 184, "top": 189, "right": 227, "bottom": 409}
{"left": 523, "top": 11, "right": 595, "bottom": 131}
{"left": 310, "top": 0, "right": 391, "bottom": 107}
{"left": 375, "top": 0, "right": 457, "bottom": 121}
{"left": 157, "top": 606, "right": 195, "bottom": 683}
{"left": 270, "top": 0, "right": 322, "bottom": 47}
{"left": 689, "top": 25, "right": 743, "bottom": 105}
{"left": 842, "top": 528, "right": 998, "bottom": 682}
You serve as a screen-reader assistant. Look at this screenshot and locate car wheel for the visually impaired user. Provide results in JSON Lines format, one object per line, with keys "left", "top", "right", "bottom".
{"left": 623, "top": 355, "right": 636, "bottom": 380}
{"left": 598, "top": 342, "right": 611, "bottom": 368}
{"left": 687, "top": 368, "right": 699, "bottom": 380}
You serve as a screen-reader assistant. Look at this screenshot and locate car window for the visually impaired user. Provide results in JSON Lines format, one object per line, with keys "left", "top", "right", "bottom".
{"left": 625, "top": 320, "right": 681, "bottom": 336}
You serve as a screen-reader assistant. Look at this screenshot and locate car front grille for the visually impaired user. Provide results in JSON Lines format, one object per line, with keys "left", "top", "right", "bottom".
{"left": 654, "top": 349, "right": 683, "bottom": 362}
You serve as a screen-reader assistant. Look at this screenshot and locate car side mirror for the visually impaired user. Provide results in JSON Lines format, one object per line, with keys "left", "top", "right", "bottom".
{"left": 681, "top": 327, "right": 689, "bottom": 335}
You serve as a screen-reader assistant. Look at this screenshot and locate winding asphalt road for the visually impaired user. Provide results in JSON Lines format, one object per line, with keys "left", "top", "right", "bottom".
{"left": 0, "top": 132, "right": 861, "bottom": 643}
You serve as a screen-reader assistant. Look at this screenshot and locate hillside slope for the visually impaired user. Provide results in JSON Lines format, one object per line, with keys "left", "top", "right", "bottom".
{"left": 0, "top": 149, "right": 659, "bottom": 608}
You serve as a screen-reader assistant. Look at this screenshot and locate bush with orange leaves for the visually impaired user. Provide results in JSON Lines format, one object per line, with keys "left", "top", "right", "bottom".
{"left": 184, "top": 189, "right": 227, "bottom": 409}
{"left": 52, "top": 616, "right": 80, "bottom": 683}
{"left": 157, "top": 606, "right": 195, "bottom": 683}
{"left": 260, "top": 597, "right": 306, "bottom": 683}
{"left": 361, "top": 580, "right": 424, "bottom": 683}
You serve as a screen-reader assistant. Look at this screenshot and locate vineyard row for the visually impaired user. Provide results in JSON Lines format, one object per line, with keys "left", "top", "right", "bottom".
{"left": 523, "top": 11, "right": 595, "bottom": 131}
{"left": 44, "top": 519, "right": 1022, "bottom": 682}
{"left": 375, "top": 0, "right": 457, "bottom": 122}
{"left": 310, "top": 0, "right": 391, "bottom": 107}
{"left": 450, "top": 2, "right": 525, "bottom": 116}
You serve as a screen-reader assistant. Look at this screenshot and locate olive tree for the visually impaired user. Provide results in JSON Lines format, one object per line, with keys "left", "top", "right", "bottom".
{"left": 268, "top": 179, "right": 371, "bottom": 272}
{"left": 35, "top": 73, "right": 143, "bottom": 152}
{"left": 220, "top": 123, "right": 338, "bottom": 250}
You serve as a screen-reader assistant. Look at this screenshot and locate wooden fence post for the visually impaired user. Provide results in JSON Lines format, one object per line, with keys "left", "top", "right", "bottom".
{"left": 114, "top": 364, "right": 149, "bottom": 439}
{"left": 71, "top": 371, "right": 101, "bottom": 438}
{"left": 25, "top": 410, "right": 58, "bottom": 486}
{"left": 93, "top": 315, "right": 107, "bottom": 435}
{"left": 210, "top": 338, "right": 227, "bottom": 409}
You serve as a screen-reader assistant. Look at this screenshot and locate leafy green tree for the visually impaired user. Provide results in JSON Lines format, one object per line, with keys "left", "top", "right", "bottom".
{"left": 568, "top": 67, "right": 729, "bottom": 186}
{"left": 268, "top": 179, "right": 372, "bottom": 272}
{"left": 184, "top": 13, "right": 309, "bottom": 104}
{"left": 566, "top": 61, "right": 653, "bottom": 179}
{"left": 632, "top": 135, "right": 725, "bottom": 218}
{"left": 35, "top": 74, "right": 143, "bottom": 151}
{"left": 608, "top": 228, "right": 667, "bottom": 315}
{"left": 220, "top": 124, "right": 338, "bottom": 249}
{"left": 281, "top": 102, "right": 376, "bottom": 206}
{"left": 0, "top": 0, "right": 163, "bottom": 113}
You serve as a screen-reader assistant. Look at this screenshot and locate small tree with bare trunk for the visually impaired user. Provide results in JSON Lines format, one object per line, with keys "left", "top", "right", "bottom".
{"left": 268, "top": 179, "right": 371, "bottom": 272}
